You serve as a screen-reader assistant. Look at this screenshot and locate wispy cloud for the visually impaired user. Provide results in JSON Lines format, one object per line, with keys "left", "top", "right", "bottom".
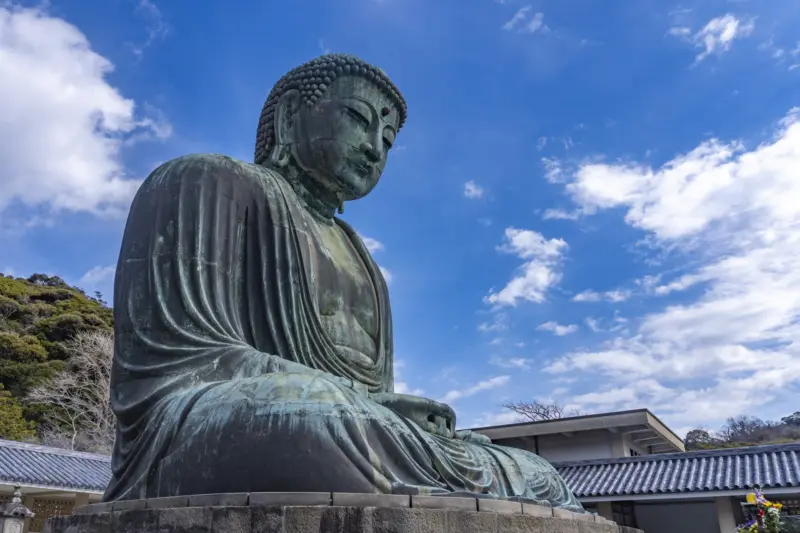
{"left": 502, "top": 6, "right": 548, "bottom": 34}
{"left": 463, "top": 180, "right": 485, "bottom": 199}
{"left": 132, "top": 0, "right": 169, "bottom": 59}
{"left": 485, "top": 228, "right": 567, "bottom": 307}
{"left": 537, "top": 321, "right": 578, "bottom": 336}
{"left": 669, "top": 13, "right": 755, "bottom": 64}
{"left": 440, "top": 375, "right": 510, "bottom": 403}
{"left": 360, "top": 235, "right": 385, "bottom": 253}
{"left": 572, "top": 289, "right": 630, "bottom": 303}
{"left": 545, "top": 108, "right": 800, "bottom": 427}
{"left": 490, "top": 356, "right": 533, "bottom": 370}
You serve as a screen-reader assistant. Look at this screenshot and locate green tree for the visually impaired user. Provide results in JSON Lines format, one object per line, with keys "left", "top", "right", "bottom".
{"left": 0, "top": 384, "right": 36, "bottom": 441}
{"left": 0, "top": 273, "right": 113, "bottom": 432}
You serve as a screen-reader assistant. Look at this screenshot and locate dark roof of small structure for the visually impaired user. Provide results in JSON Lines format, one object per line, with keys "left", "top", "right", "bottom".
{"left": 0, "top": 439, "right": 111, "bottom": 493}
{"left": 555, "top": 442, "right": 800, "bottom": 498}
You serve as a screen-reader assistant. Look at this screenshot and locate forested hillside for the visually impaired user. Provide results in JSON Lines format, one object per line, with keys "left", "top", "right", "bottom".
{"left": 0, "top": 273, "right": 113, "bottom": 448}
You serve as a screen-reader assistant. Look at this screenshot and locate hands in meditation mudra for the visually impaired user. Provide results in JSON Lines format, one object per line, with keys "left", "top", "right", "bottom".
{"left": 104, "top": 54, "right": 584, "bottom": 513}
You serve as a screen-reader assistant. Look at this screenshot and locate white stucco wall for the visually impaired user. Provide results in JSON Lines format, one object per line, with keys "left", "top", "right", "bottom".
{"left": 493, "top": 430, "right": 622, "bottom": 462}
{"left": 538, "top": 431, "right": 616, "bottom": 462}
{"left": 634, "top": 502, "right": 719, "bottom": 533}
{"left": 623, "top": 432, "right": 650, "bottom": 456}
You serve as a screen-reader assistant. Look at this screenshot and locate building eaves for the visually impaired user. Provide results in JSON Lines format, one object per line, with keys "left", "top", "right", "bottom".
{"left": 554, "top": 443, "right": 800, "bottom": 497}
{"left": 0, "top": 439, "right": 112, "bottom": 493}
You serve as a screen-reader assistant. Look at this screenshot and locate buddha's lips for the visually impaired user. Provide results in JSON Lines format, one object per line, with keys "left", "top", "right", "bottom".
{"left": 353, "top": 161, "right": 373, "bottom": 177}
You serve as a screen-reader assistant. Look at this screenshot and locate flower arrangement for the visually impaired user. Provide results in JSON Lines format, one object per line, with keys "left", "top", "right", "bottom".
{"left": 736, "top": 489, "right": 783, "bottom": 533}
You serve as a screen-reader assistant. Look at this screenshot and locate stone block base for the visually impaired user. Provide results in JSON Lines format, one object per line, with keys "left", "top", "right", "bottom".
{"left": 45, "top": 493, "right": 643, "bottom": 533}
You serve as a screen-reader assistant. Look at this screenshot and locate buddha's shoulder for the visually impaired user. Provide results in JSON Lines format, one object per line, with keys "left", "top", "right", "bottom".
{"left": 144, "top": 153, "right": 283, "bottom": 190}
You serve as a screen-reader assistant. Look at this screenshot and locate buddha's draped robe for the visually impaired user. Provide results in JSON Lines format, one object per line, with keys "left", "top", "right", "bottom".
{"left": 104, "top": 154, "right": 584, "bottom": 513}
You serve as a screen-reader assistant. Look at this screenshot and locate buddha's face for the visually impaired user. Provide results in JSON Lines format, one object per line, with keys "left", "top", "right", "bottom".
{"left": 288, "top": 76, "right": 399, "bottom": 201}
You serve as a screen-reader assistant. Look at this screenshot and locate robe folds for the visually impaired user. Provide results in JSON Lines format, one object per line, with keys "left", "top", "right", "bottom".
{"left": 104, "top": 153, "right": 584, "bottom": 513}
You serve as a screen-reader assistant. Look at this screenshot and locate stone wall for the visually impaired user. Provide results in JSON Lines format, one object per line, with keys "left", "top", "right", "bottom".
{"left": 44, "top": 492, "right": 644, "bottom": 533}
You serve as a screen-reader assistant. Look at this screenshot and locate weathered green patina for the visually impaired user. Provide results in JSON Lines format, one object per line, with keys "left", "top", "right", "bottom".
{"left": 104, "top": 54, "right": 585, "bottom": 513}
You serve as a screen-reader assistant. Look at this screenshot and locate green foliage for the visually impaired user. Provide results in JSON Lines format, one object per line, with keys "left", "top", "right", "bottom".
{"left": 0, "top": 384, "right": 36, "bottom": 441}
{"left": 0, "top": 273, "right": 113, "bottom": 441}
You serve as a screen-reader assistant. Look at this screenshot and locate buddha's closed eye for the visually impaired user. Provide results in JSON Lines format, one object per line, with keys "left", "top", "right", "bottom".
{"left": 345, "top": 107, "right": 370, "bottom": 127}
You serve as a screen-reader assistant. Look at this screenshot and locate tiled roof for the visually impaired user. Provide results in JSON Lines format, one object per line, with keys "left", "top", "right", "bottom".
{"left": 2, "top": 437, "right": 798, "bottom": 499}
{"left": 555, "top": 443, "right": 800, "bottom": 498}
{"left": 0, "top": 439, "right": 112, "bottom": 493}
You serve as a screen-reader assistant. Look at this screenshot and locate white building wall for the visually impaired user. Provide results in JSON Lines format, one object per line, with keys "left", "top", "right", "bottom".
{"left": 634, "top": 502, "right": 719, "bottom": 533}
{"left": 538, "top": 431, "right": 616, "bottom": 462}
{"left": 489, "top": 430, "right": 621, "bottom": 462}
{"left": 623, "top": 432, "right": 650, "bottom": 456}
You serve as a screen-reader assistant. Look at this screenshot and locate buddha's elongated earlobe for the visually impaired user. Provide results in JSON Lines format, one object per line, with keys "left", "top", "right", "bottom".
{"left": 271, "top": 90, "right": 300, "bottom": 168}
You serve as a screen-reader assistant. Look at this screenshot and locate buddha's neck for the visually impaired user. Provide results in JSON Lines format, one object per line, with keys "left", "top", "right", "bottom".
{"left": 281, "top": 163, "right": 341, "bottom": 224}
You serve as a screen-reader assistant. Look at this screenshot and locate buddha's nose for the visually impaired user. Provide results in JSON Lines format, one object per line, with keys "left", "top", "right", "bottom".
{"left": 360, "top": 142, "right": 381, "bottom": 163}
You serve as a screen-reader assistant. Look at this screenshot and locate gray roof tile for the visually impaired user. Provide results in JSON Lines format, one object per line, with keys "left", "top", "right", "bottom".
{"left": 0, "top": 439, "right": 111, "bottom": 492}
{"left": 555, "top": 443, "right": 800, "bottom": 497}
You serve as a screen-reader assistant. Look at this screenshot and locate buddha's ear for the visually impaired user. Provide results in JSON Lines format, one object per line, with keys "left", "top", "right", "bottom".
{"left": 271, "top": 89, "right": 301, "bottom": 168}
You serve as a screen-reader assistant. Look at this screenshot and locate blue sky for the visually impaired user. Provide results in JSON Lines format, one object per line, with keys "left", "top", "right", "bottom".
{"left": 2, "top": 0, "right": 799, "bottom": 437}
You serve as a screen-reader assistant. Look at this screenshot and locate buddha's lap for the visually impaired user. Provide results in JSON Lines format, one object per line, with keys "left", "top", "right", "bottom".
{"left": 152, "top": 372, "right": 572, "bottom": 498}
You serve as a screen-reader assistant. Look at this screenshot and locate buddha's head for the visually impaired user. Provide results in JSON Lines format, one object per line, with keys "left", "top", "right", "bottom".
{"left": 255, "top": 54, "right": 407, "bottom": 204}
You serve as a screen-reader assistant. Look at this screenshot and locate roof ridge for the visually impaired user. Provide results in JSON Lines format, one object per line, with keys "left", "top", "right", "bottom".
{"left": 553, "top": 441, "right": 800, "bottom": 468}
{"left": 0, "top": 439, "right": 112, "bottom": 462}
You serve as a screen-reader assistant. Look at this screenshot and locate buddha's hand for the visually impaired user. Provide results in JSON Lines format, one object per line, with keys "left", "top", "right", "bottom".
{"left": 454, "top": 430, "right": 492, "bottom": 445}
{"left": 370, "top": 392, "right": 456, "bottom": 439}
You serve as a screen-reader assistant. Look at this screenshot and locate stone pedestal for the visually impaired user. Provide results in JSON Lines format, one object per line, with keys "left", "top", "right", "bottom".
{"left": 44, "top": 493, "right": 643, "bottom": 533}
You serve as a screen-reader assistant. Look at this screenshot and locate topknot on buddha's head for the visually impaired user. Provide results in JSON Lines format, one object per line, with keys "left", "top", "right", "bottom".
{"left": 254, "top": 54, "right": 408, "bottom": 166}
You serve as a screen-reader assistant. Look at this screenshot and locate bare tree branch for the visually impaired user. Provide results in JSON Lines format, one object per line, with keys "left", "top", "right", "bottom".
{"left": 502, "top": 400, "right": 581, "bottom": 422}
{"left": 26, "top": 330, "right": 115, "bottom": 454}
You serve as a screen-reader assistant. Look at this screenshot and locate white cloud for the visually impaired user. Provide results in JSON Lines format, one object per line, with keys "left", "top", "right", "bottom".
{"left": 478, "top": 313, "right": 508, "bottom": 333}
{"left": 361, "top": 235, "right": 385, "bottom": 253}
{"left": 358, "top": 235, "right": 391, "bottom": 284}
{"left": 667, "top": 27, "right": 692, "bottom": 38}
{"left": 490, "top": 356, "right": 532, "bottom": 370}
{"left": 542, "top": 208, "right": 580, "bottom": 220}
{"left": 502, "top": 6, "right": 531, "bottom": 31}
{"left": 472, "top": 410, "right": 519, "bottom": 427}
{"left": 393, "top": 360, "right": 424, "bottom": 396}
{"left": 394, "top": 382, "right": 424, "bottom": 396}
{"left": 585, "top": 317, "right": 602, "bottom": 332}
{"left": 653, "top": 273, "right": 703, "bottom": 295}
{"left": 605, "top": 290, "right": 630, "bottom": 303}
{"left": 572, "top": 289, "right": 630, "bottom": 303}
{"left": 440, "top": 375, "right": 510, "bottom": 404}
{"left": 502, "top": 6, "right": 547, "bottom": 34}
{"left": 670, "top": 14, "right": 755, "bottom": 63}
{"left": 0, "top": 4, "right": 170, "bottom": 221}
{"left": 537, "top": 321, "right": 578, "bottom": 336}
{"left": 79, "top": 264, "right": 115, "bottom": 287}
{"left": 131, "top": 0, "right": 168, "bottom": 59}
{"left": 379, "top": 266, "right": 393, "bottom": 285}
{"left": 485, "top": 228, "right": 567, "bottom": 307}
{"left": 572, "top": 290, "right": 601, "bottom": 302}
{"left": 463, "top": 180, "right": 485, "bottom": 199}
{"left": 521, "top": 12, "right": 545, "bottom": 34}
{"left": 546, "top": 108, "right": 800, "bottom": 428}
{"left": 541, "top": 158, "right": 564, "bottom": 183}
